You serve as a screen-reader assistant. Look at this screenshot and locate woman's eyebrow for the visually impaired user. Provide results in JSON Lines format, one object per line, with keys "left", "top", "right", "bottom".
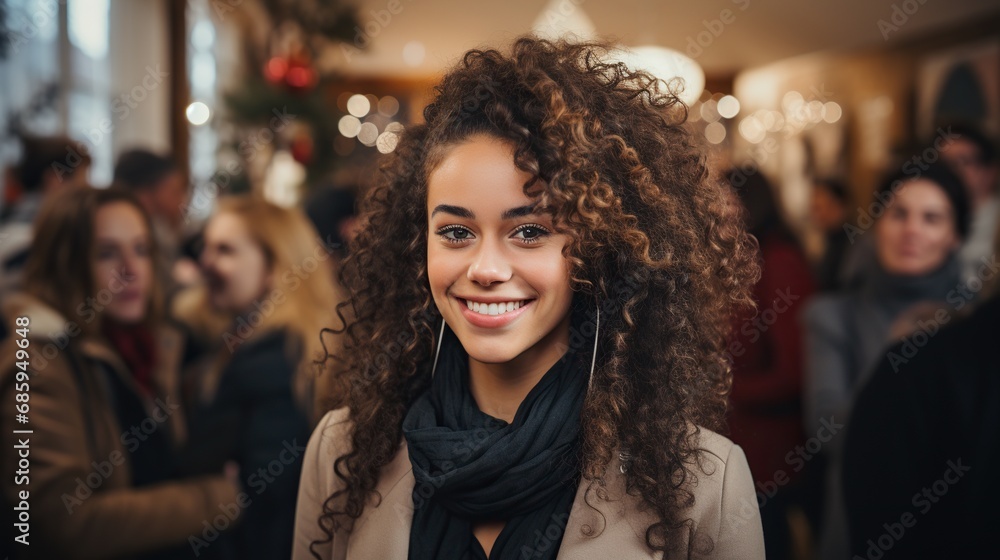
{"left": 430, "top": 204, "right": 474, "bottom": 219}
{"left": 501, "top": 204, "right": 539, "bottom": 220}
{"left": 430, "top": 203, "right": 538, "bottom": 220}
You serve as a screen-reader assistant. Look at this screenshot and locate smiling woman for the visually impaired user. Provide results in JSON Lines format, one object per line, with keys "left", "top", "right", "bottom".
{"left": 427, "top": 135, "right": 575, "bottom": 421}
{"left": 293, "top": 37, "right": 763, "bottom": 560}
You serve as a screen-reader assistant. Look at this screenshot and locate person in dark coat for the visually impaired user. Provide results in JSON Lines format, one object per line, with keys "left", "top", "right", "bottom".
{"left": 178, "top": 196, "right": 340, "bottom": 560}
{"left": 842, "top": 287, "right": 1000, "bottom": 559}
{"left": 802, "top": 161, "right": 971, "bottom": 560}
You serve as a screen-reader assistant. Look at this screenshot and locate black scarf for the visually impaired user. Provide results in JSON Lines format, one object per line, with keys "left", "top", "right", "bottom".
{"left": 402, "top": 321, "right": 589, "bottom": 560}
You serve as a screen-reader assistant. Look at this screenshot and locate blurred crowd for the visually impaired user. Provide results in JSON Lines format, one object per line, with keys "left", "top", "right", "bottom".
{"left": 726, "top": 123, "right": 999, "bottom": 559}
{"left": 0, "top": 138, "right": 356, "bottom": 560}
{"left": 0, "top": 120, "right": 996, "bottom": 560}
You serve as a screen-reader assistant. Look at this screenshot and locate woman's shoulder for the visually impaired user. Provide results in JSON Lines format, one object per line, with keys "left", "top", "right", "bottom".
{"left": 0, "top": 291, "right": 69, "bottom": 342}
{"left": 687, "top": 425, "right": 753, "bottom": 506}
{"left": 228, "top": 327, "right": 290, "bottom": 361}
{"left": 801, "top": 291, "right": 857, "bottom": 333}
{"left": 681, "top": 426, "right": 766, "bottom": 558}
{"left": 310, "top": 407, "right": 354, "bottom": 455}
{"left": 294, "top": 406, "right": 355, "bottom": 558}
{"left": 301, "top": 407, "right": 354, "bottom": 488}
{"left": 220, "top": 327, "right": 296, "bottom": 388}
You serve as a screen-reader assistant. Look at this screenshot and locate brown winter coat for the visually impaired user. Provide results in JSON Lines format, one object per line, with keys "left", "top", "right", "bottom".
{"left": 0, "top": 292, "right": 239, "bottom": 559}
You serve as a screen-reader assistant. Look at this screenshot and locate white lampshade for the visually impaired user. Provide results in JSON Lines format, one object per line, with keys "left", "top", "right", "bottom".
{"left": 610, "top": 46, "right": 705, "bottom": 107}
{"left": 531, "top": 0, "right": 597, "bottom": 41}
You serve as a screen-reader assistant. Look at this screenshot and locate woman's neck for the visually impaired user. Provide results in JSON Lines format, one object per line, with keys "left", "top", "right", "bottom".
{"left": 467, "top": 314, "right": 572, "bottom": 423}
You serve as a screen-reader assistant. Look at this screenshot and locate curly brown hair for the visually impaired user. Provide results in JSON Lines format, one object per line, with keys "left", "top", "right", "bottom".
{"left": 314, "top": 36, "right": 758, "bottom": 556}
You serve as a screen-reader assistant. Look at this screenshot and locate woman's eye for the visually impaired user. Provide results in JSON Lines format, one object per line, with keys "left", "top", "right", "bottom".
{"left": 437, "top": 226, "right": 474, "bottom": 244}
{"left": 513, "top": 224, "right": 549, "bottom": 244}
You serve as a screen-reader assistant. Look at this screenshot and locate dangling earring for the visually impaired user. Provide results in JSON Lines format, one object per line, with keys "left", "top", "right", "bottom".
{"left": 587, "top": 302, "right": 628, "bottom": 473}
{"left": 587, "top": 302, "right": 600, "bottom": 391}
{"left": 430, "top": 318, "right": 446, "bottom": 379}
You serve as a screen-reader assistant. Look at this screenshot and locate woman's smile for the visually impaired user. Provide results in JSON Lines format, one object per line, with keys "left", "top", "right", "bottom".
{"left": 455, "top": 296, "right": 536, "bottom": 328}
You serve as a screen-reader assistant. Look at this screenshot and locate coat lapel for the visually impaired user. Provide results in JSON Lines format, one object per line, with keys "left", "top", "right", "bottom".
{"left": 346, "top": 441, "right": 661, "bottom": 559}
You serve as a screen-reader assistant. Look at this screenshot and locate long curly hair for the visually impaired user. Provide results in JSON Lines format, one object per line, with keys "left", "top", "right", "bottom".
{"left": 313, "top": 36, "right": 758, "bottom": 556}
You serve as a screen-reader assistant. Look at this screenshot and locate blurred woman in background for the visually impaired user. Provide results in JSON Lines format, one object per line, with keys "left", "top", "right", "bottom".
{"left": 728, "top": 170, "right": 817, "bottom": 559}
{"left": 843, "top": 194, "right": 1000, "bottom": 560}
{"left": 803, "top": 161, "right": 970, "bottom": 560}
{"left": 180, "top": 195, "right": 339, "bottom": 560}
{"left": 810, "top": 178, "right": 851, "bottom": 292}
{"left": 0, "top": 187, "right": 240, "bottom": 560}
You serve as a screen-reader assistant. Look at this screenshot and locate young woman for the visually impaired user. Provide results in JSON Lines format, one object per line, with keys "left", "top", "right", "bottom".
{"left": 180, "top": 195, "right": 340, "bottom": 560}
{"left": 803, "top": 161, "right": 969, "bottom": 560}
{"left": 293, "top": 38, "right": 764, "bottom": 559}
{"left": 0, "top": 187, "right": 239, "bottom": 559}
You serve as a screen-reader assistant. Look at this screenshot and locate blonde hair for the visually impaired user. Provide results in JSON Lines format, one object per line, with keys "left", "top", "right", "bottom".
{"left": 209, "top": 195, "right": 343, "bottom": 418}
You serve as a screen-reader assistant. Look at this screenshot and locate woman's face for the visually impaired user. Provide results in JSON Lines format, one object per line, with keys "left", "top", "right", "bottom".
{"left": 426, "top": 134, "right": 574, "bottom": 367}
{"left": 93, "top": 201, "right": 154, "bottom": 325}
{"left": 875, "top": 179, "right": 959, "bottom": 276}
{"left": 200, "top": 211, "right": 271, "bottom": 314}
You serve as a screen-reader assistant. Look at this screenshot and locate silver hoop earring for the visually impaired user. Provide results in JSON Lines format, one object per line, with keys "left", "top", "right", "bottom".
{"left": 587, "top": 304, "right": 600, "bottom": 391}
{"left": 430, "top": 318, "right": 446, "bottom": 379}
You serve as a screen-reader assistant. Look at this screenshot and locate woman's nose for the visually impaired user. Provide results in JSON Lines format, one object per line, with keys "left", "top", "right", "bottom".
{"left": 120, "top": 251, "right": 141, "bottom": 280}
{"left": 467, "top": 240, "right": 512, "bottom": 287}
{"left": 199, "top": 248, "right": 214, "bottom": 271}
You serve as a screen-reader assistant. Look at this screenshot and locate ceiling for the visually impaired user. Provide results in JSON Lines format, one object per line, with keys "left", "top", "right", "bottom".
{"left": 327, "top": 0, "right": 1000, "bottom": 78}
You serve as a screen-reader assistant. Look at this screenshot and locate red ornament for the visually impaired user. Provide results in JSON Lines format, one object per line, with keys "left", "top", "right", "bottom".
{"left": 263, "top": 53, "right": 316, "bottom": 92}
{"left": 283, "top": 51, "right": 317, "bottom": 92}
{"left": 264, "top": 56, "right": 288, "bottom": 84}
{"left": 291, "top": 135, "right": 314, "bottom": 164}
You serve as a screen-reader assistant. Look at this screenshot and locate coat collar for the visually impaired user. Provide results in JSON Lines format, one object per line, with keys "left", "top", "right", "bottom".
{"left": 1, "top": 292, "right": 185, "bottom": 440}
{"left": 2, "top": 291, "right": 133, "bottom": 372}
{"left": 343, "top": 438, "right": 661, "bottom": 559}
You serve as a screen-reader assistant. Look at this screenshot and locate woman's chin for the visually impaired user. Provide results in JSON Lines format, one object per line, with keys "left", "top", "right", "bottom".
{"left": 458, "top": 336, "right": 527, "bottom": 366}
{"left": 105, "top": 308, "right": 147, "bottom": 325}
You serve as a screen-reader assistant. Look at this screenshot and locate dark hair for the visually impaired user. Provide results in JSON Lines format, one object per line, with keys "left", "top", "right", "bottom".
{"left": 729, "top": 168, "right": 797, "bottom": 244}
{"left": 113, "top": 149, "right": 179, "bottom": 191}
{"left": 877, "top": 161, "right": 971, "bottom": 239}
{"left": 313, "top": 37, "right": 758, "bottom": 556}
{"left": 944, "top": 123, "right": 996, "bottom": 165}
{"left": 814, "top": 177, "right": 850, "bottom": 204}
{"left": 16, "top": 135, "right": 91, "bottom": 192}
{"left": 304, "top": 186, "right": 357, "bottom": 257}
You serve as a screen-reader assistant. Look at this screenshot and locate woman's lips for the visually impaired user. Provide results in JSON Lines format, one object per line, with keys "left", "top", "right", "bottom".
{"left": 455, "top": 297, "right": 534, "bottom": 328}
{"left": 116, "top": 290, "right": 144, "bottom": 302}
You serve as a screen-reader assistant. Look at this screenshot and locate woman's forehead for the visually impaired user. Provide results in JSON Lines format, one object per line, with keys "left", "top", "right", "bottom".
{"left": 426, "top": 136, "right": 539, "bottom": 213}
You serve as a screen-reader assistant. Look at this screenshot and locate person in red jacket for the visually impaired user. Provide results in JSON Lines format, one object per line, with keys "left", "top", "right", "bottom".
{"left": 727, "top": 169, "right": 817, "bottom": 559}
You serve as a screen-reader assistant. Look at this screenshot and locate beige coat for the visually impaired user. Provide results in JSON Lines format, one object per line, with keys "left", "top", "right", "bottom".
{"left": 293, "top": 408, "right": 766, "bottom": 559}
{"left": 0, "top": 292, "right": 240, "bottom": 559}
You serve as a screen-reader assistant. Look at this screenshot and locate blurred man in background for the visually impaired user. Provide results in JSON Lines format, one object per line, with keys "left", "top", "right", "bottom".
{"left": 0, "top": 134, "right": 91, "bottom": 292}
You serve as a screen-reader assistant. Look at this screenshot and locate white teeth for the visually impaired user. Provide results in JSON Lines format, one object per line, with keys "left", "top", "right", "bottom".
{"left": 464, "top": 299, "right": 526, "bottom": 316}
